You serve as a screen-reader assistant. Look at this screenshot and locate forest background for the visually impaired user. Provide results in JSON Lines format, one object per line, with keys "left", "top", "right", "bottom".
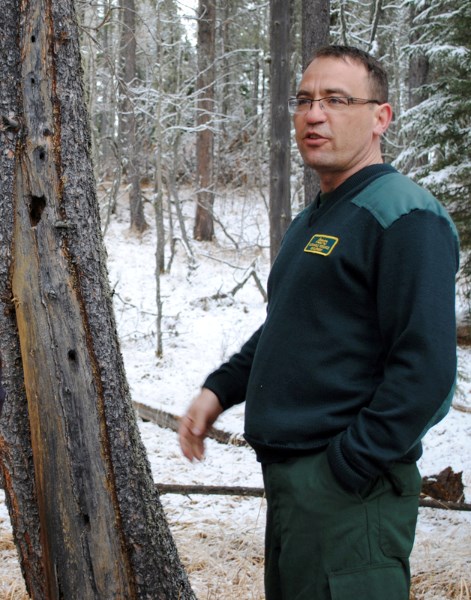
{"left": 0, "top": 0, "right": 470, "bottom": 598}
{"left": 77, "top": 0, "right": 471, "bottom": 301}
{"left": 78, "top": 1, "right": 471, "bottom": 597}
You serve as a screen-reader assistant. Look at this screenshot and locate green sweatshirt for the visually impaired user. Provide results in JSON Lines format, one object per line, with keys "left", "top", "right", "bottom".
{"left": 204, "top": 164, "right": 460, "bottom": 493}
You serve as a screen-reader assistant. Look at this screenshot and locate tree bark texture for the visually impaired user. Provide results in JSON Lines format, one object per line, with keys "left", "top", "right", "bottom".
{"left": 301, "top": 0, "right": 330, "bottom": 206}
{"left": 194, "top": 0, "right": 216, "bottom": 241}
{"left": 119, "top": 0, "right": 148, "bottom": 234}
{"left": 301, "top": 0, "right": 330, "bottom": 69}
{"left": 0, "top": 1, "right": 194, "bottom": 598}
{"left": 407, "top": 3, "right": 430, "bottom": 109}
{"left": 0, "top": 2, "right": 46, "bottom": 595}
{"left": 269, "top": 0, "right": 292, "bottom": 264}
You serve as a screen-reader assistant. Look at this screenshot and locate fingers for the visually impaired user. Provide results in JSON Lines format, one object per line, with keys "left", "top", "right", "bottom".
{"left": 178, "top": 413, "right": 205, "bottom": 462}
{"left": 178, "top": 388, "right": 223, "bottom": 462}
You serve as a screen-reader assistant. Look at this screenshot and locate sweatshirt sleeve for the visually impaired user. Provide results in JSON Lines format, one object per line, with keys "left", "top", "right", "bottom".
{"left": 203, "top": 325, "right": 264, "bottom": 410}
{"left": 327, "top": 208, "right": 459, "bottom": 493}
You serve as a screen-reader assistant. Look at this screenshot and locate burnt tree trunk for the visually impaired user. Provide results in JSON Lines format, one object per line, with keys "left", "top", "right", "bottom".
{"left": 0, "top": 1, "right": 194, "bottom": 598}
{"left": 0, "top": 3, "right": 46, "bottom": 595}
{"left": 269, "top": 0, "right": 292, "bottom": 264}
{"left": 194, "top": 0, "right": 216, "bottom": 241}
{"left": 301, "top": 0, "right": 330, "bottom": 206}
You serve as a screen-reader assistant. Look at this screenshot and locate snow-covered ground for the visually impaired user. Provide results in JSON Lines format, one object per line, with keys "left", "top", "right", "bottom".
{"left": 0, "top": 187, "right": 470, "bottom": 599}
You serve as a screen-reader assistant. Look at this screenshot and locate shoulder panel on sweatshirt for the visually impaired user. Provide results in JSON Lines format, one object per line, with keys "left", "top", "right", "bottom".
{"left": 351, "top": 172, "right": 458, "bottom": 237}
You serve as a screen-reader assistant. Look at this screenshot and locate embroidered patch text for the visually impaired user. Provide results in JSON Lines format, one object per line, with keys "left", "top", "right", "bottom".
{"left": 304, "top": 234, "right": 339, "bottom": 256}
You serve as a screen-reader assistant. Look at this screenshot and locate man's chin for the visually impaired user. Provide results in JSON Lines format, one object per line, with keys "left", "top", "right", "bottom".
{"left": 302, "top": 156, "right": 333, "bottom": 171}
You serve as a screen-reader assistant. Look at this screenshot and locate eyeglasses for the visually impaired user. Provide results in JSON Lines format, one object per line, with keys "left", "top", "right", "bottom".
{"left": 288, "top": 96, "right": 381, "bottom": 115}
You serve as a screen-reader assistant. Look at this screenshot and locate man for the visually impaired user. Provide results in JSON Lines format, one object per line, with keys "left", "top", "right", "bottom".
{"left": 179, "top": 45, "right": 459, "bottom": 600}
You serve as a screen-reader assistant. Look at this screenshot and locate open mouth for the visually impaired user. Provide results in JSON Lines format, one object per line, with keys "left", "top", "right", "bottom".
{"left": 304, "top": 133, "right": 328, "bottom": 144}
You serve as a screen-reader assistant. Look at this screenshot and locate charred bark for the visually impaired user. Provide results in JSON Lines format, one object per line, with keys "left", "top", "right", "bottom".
{"left": 0, "top": 2, "right": 46, "bottom": 596}
{"left": 0, "top": 1, "right": 194, "bottom": 598}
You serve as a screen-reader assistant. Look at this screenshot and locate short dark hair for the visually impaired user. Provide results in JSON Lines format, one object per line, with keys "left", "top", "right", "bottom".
{"left": 309, "top": 45, "right": 389, "bottom": 104}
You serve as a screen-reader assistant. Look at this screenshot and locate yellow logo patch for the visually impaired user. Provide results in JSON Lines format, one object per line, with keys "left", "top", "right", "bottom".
{"left": 304, "top": 234, "right": 339, "bottom": 256}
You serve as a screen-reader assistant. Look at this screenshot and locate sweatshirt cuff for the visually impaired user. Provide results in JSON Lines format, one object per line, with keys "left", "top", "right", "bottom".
{"left": 202, "top": 374, "right": 233, "bottom": 411}
{"left": 326, "top": 435, "right": 371, "bottom": 494}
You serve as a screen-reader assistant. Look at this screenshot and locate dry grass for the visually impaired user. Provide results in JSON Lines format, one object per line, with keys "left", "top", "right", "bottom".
{"left": 176, "top": 528, "right": 264, "bottom": 599}
{"left": 411, "top": 556, "right": 471, "bottom": 600}
{"left": 0, "top": 500, "right": 469, "bottom": 600}
{"left": 409, "top": 531, "right": 471, "bottom": 600}
{"left": 411, "top": 570, "right": 470, "bottom": 600}
{"left": 409, "top": 508, "right": 471, "bottom": 600}
{"left": 168, "top": 496, "right": 471, "bottom": 600}
{"left": 0, "top": 529, "right": 28, "bottom": 600}
{"left": 167, "top": 495, "right": 265, "bottom": 599}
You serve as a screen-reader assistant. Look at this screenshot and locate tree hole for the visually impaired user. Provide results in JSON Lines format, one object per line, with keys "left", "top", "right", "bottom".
{"left": 35, "top": 146, "right": 46, "bottom": 161}
{"left": 29, "top": 195, "right": 46, "bottom": 227}
{"left": 68, "top": 349, "right": 77, "bottom": 362}
{"left": 31, "top": 35, "right": 36, "bottom": 43}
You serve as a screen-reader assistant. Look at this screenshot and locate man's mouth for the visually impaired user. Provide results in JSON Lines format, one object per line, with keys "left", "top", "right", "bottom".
{"left": 305, "top": 132, "right": 327, "bottom": 140}
{"left": 303, "top": 132, "right": 329, "bottom": 145}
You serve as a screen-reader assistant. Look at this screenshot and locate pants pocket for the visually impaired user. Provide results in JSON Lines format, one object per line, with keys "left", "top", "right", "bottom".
{"left": 329, "top": 564, "right": 409, "bottom": 600}
{"left": 380, "top": 462, "right": 421, "bottom": 558}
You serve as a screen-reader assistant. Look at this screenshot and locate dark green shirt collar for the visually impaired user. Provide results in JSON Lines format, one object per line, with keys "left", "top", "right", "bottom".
{"left": 315, "top": 163, "right": 397, "bottom": 208}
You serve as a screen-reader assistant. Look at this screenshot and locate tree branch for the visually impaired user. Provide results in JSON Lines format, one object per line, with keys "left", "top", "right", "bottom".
{"left": 133, "top": 401, "right": 247, "bottom": 447}
{"left": 155, "top": 483, "right": 471, "bottom": 512}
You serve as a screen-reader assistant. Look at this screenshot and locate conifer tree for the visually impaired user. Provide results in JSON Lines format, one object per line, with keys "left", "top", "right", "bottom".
{"left": 394, "top": 0, "right": 471, "bottom": 269}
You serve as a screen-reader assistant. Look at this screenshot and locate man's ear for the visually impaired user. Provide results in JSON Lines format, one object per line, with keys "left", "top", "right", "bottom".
{"left": 373, "top": 103, "right": 393, "bottom": 136}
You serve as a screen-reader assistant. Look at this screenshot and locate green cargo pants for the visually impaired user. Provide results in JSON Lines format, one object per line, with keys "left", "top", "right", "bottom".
{"left": 262, "top": 450, "right": 421, "bottom": 600}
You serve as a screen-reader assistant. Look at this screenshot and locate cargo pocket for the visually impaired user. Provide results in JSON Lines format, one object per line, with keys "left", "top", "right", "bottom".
{"left": 329, "top": 563, "right": 408, "bottom": 600}
{"left": 379, "top": 462, "right": 422, "bottom": 558}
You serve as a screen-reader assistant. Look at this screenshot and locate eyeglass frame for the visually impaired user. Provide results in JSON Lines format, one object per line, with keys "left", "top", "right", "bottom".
{"left": 288, "top": 96, "right": 382, "bottom": 115}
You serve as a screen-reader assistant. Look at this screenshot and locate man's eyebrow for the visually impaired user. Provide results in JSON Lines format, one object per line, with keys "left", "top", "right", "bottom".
{"left": 295, "top": 89, "right": 312, "bottom": 98}
{"left": 325, "top": 87, "right": 350, "bottom": 96}
{"left": 296, "top": 87, "right": 350, "bottom": 98}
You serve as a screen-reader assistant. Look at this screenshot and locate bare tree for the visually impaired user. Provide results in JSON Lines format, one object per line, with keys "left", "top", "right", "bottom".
{"left": 0, "top": 1, "right": 194, "bottom": 597}
{"left": 301, "top": 0, "right": 330, "bottom": 206}
{"left": 269, "top": 0, "right": 292, "bottom": 263}
{"left": 194, "top": 0, "right": 217, "bottom": 241}
{"left": 119, "top": 0, "right": 149, "bottom": 233}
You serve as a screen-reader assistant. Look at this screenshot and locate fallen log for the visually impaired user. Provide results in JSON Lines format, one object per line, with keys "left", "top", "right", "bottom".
{"left": 133, "top": 401, "right": 247, "bottom": 447}
{"left": 139, "top": 405, "right": 469, "bottom": 512}
{"left": 156, "top": 484, "right": 471, "bottom": 512}
{"left": 418, "top": 498, "right": 471, "bottom": 511}
{"left": 157, "top": 484, "right": 264, "bottom": 498}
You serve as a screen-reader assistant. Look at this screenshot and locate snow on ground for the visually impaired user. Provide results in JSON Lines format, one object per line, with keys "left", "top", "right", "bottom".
{"left": 0, "top": 187, "right": 470, "bottom": 598}
{"left": 107, "top": 187, "right": 471, "bottom": 598}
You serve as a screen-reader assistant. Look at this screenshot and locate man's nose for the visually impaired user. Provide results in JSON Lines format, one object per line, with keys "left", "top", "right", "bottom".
{"left": 305, "top": 100, "right": 327, "bottom": 120}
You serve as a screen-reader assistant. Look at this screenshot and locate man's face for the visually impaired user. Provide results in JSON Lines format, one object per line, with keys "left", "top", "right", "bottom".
{"left": 293, "top": 56, "right": 390, "bottom": 191}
